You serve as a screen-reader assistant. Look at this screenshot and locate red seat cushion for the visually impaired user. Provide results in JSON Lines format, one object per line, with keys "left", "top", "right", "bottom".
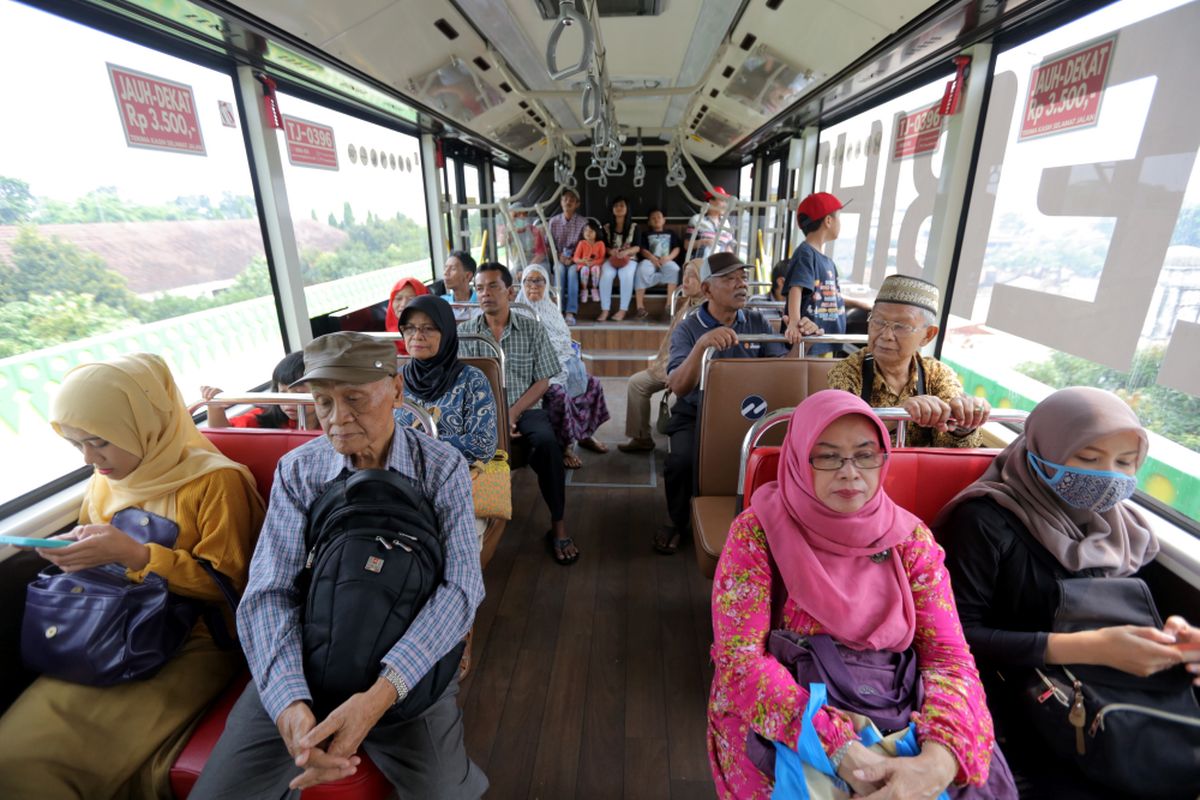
{"left": 170, "top": 672, "right": 393, "bottom": 799}
{"left": 201, "top": 428, "right": 322, "bottom": 498}
{"left": 743, "top": 447, "right": 998, "bottom": 529}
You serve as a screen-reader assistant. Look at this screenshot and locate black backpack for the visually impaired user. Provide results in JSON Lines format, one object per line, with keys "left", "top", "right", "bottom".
{"left": 300, "top": 464, "right": 465, "bottom": 720}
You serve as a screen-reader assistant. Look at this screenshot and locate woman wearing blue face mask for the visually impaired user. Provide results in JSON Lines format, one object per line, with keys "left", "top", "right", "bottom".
{"left": 934, "top": 386, "right": 1199, "bottom": 796}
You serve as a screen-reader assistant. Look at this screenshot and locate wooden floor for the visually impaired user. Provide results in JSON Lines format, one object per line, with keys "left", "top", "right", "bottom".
{"left": 459, "top": 378, "right": 718, "bottom": 800}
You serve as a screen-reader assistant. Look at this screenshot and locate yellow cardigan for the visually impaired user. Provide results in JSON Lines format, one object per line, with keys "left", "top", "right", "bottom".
{"left": 124, "top": 468, "right": 261, "bottom": 602}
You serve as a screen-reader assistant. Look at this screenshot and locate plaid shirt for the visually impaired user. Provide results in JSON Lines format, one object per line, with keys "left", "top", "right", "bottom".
{"left": 460, "top": 309, "right": 561, "bottom": 407}
{"left": 237, "top": 425, "right": 482, "bottom": 723}
{"left": 547, "top": 212, "right": 588, "bottom": 263}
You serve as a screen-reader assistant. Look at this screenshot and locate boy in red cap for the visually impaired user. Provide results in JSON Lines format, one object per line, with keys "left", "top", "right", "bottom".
{"left": 686, "top": 186, "right": 734, "bottom": 259}
{"left": 783, "top": 192, "right": 871, "bottom": 354}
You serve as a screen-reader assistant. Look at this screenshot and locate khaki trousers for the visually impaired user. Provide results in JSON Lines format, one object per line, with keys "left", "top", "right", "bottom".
{"left": 625, "top": 369, "right": 666, "bottom": 440}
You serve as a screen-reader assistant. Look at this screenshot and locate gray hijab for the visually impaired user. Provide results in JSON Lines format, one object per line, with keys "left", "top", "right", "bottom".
{"left": 934, "top": 386, "right": 1157, "bottom": 576}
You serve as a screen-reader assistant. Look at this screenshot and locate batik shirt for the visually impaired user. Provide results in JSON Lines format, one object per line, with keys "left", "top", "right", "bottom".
{"left": 396, "top": 365, "right": 498, "bottom": 462}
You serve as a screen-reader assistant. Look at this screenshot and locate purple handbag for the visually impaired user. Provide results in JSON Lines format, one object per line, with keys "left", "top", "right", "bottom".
{"left": 20, "top": 508, "right": 236, "bottom": 686}
{"left": 748, "top": 631, "right": 1017, "bottom": 799}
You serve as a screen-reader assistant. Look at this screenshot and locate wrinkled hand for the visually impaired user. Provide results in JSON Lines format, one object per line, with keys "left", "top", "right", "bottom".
{"left": 697, "top": 326, "right": 740, "bottom": 352}
{"left": 784, "top": 317, "right": 822, "bottom": 345}
{"left": 290, "top": 680, "right": 393, "bottom": 789}
{"left": 837, "top": 742, "right": 886, "bottom": 796}
{"left": 200, "top": 385, "right": 227, "bottom": 406}
{"left": 902, "top": 395, "right": 953, "bottom": 432}
{"left": 277, "top": 701, "right": 360, "bottom": 791}
{"left": 855, "top": 741, "right": 957, "bottom": 800}
{"left": 1095, "top": 625, "right": 1184, "bottom": 677}
{"left": 38, "top": 524, "right": 149, "bottom": 572}
{"left": 947, "top": 395, "right": 990, "bottom": 432}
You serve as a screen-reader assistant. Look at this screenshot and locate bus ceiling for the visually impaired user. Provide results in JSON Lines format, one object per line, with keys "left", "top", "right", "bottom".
{"left": 193, "top": 0, "right": 1080, "bottom": 165}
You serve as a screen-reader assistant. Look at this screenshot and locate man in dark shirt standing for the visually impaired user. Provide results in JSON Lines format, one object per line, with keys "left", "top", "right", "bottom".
{"left": 657, "top": 252, "right": 799, "bottom": 554}
{"left": 782, "top": 192, "right": 871, "bottom": 355}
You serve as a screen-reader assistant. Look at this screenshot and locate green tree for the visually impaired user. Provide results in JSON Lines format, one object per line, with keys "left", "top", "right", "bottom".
{"left": 1018, "top": 347, "right": 1200, "bottom": 452}
{"left": 327, "top": 212, "right": 338, "bottom": 227}
{"left": 0, "top": 292, "right": 134, "bottom": 358}
{"left": 341, "top": 201, "right": 355, "bottom": 229}
{"left": 0, "top": 226, "right": 139, "bottom": 313}
{"left": 0, "top": 176, "right": 34, "bottom": 224}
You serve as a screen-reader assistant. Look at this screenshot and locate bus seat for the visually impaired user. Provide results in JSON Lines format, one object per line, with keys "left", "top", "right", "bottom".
{"left": 691, "top": 357, "right": 836, "bottom": 578}
{"left": 460, "top": 356, "right": 509, "bottom": 454}
{"left": 169, "top": 674, "right": 392, "bottom": 799}
{"left": 200, "top": 428, "right": 323, "bottom": 498}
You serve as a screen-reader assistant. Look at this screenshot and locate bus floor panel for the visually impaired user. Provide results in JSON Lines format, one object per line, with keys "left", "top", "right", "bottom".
{"left": 459, "top": 378, "right": 717, "bottom": 799}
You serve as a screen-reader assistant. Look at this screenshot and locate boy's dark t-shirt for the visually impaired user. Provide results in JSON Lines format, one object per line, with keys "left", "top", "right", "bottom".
{"left": 785, "top": 240, "right": 846, "bottom": 355}
{"left": 640, "top": 229, "right": 683, "bottom": 260}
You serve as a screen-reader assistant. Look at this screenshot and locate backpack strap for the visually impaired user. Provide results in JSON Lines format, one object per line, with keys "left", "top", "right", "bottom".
{"left": 194, "top": 557, "right": 241, "bottom": 650}
{"left": 861, "top": 354, "right": 926, "bottom": 403}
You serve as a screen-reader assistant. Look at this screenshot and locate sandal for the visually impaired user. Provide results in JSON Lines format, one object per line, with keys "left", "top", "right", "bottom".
{"left": 563, "top": 450, "right": 583, "bottom": 469}
{"left": 596, "top": 310, "right": 610, "bottom": 322}
{"left": 653, "top": 526, "right": 680, "bottom": 555}
{"left": 578, "top": 437, "right": 608, "bottom": 454}
{"left": 612, "top": 310, "right": 627, "bottom": 322}
{"left": 545, "top": 530, "right": 580, "bottom": 566}
{"left": 564, "top": 313, "right": 577, "bottom": 326}
{"left": 636, "top": 308, "right": 650, "bottom": 320}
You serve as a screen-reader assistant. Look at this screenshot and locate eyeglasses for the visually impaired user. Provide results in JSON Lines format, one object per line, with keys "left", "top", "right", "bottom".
{"left": 523, "top": 278, "right": 547, "bottom": 287}
{"left": 867, "top": 315, "right": 925, "bottom": 337}
{"left": 808, "top": 451, "right": 888, "bottom": 471}
{"left": 401, "top": 324, "right": 439, "bottom": 338}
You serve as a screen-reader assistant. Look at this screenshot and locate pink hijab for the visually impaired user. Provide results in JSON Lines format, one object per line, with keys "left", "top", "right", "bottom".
{"left": 750, "top": 390, "right": 923, "bottom": 652}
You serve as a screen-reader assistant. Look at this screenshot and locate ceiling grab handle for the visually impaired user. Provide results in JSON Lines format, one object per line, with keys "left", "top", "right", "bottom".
{"left": 633, "top": 129, "right": 645, "bottom": 188}
{"left": 580, "top": 73, "right": 603, "bottom": 127}
{"left": 545, "top": 0, "right": 593, "bottom": 81}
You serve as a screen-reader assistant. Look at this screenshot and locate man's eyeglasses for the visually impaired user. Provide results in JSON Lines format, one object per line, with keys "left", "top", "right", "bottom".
{"left": 401, "top": 324, "right": 439, "bottom": 338}
{"left": 867, "top": 315, "right": 925, "bottom": 337}
{"left": 808, "top": 451, "right": 888, "bottom": 471}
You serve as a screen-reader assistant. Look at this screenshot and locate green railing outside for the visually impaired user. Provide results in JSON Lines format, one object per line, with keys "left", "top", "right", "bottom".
{"left": 0, "top": 261, "right": 427, "bottom": 436}
{"left": 946, "top": 357, "right": 1200, "bottom": 520}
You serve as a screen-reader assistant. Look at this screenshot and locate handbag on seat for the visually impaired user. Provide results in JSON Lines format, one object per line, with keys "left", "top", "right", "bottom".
{"left": 470, "top": 450, "right": 512, "bottom": 520}
{"left": 21, "top": 507, "right": 238, "bottom": 686}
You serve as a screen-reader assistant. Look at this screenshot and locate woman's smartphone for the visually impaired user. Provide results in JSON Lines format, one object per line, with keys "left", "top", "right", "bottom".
{"left": 0, "top": 535, "right": 72, "bottom": 549}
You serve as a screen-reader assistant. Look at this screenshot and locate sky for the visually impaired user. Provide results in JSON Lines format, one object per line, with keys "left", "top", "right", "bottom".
{"left": 0, "top": 0, "right": 430, "bottom": 225}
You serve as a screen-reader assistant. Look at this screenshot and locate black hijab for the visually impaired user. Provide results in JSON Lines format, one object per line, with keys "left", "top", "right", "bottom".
{"left": 399, "top": 295, "right": 465, "bottom": 402}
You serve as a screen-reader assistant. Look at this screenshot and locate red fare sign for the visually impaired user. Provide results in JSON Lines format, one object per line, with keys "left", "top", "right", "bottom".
{"left": 108, "top": 64, "right": 205, "bottom": 155}
{"left": 1019, "top": 35, "right": 1116, "bottom": 141}
{"left": 283, "top": 115, "right": 339, "bottom": 170}
{"left": 893, "top": 102, "right": 943, "bottom": 160}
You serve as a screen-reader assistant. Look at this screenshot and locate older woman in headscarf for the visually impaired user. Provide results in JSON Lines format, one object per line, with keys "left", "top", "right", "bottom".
{"left": 935, "top": 387, "right": 1200, "bottom": 795}
{"left": 0, "top": 353, "right": 263, "bottom": 799}
{"left": 394, "top": 294, "right": 498, "bottom": 463}
{"left": 385, "top": 276, "right": 429, "bottom": 355}
{"left": 516, "top": 263, "right": 610, "bottom": 470}
{"left": 708, "top": 390, "right": 1008, "bottom": 800}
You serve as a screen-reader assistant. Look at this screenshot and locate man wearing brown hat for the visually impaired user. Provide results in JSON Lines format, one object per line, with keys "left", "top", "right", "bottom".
{"left": 658, "top": 253, "right": 791, "bottom": 553}
{"left": 194, "top": 331, "right": 487, "bottom": 799}
{"left": 827, "top": 274, "right": 991, "bottom": 447}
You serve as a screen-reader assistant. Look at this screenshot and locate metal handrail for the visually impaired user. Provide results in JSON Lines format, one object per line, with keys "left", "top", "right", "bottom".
{"left": 545, "top": 0, "right": 593, "bottom": 80}
{"left": 189, "top": 393, "right": 437, "bottom": 438}
{"left": 797, "top": 333, "right": 867, "bottom": 357}
{"left": 669, "top": 286, "right": 686, "bottom": 316}
{"left": 363, "top": 331, "right": 507, "bottom": 388}
{"left": 736, "top": 406, "right": 1030, "bottom": 502}
{"left": 698, "top": 333, "right": 791, "bottom": 391}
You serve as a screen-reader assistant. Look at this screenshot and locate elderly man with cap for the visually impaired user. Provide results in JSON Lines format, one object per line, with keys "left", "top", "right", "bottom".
{"left": 827, "top": 274, "right": 991, "bottom": 447}
{"left": 783, "top": 191, "right": 873, "bottom": 355}
{"left": 657, "top": 252, "right": 791, "bottom": 554}
{"left": 192, "top": 331, "right": 487, "bottom": 799}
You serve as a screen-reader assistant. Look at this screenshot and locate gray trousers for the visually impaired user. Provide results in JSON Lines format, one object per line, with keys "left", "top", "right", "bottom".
{"left": 190, "top": 680, "right": 487, "bottom": 800}
{"left": 625, "top": 369, "right": 666, "bottom": 440}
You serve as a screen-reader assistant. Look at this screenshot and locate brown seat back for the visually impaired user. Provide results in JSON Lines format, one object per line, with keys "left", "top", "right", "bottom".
{"left": 461, "top": 356, "right": 508, "bottom": 454}
{"left": 695, "top": 357, "right": 840, "bottom": 497}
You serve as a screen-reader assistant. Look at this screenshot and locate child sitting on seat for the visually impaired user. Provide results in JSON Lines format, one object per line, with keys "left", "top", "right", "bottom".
{"left": 201, "top": 351, "right": 315, "bottom": 429}
{"left": 572, "top": 219, "right": 606, "bottom": 304}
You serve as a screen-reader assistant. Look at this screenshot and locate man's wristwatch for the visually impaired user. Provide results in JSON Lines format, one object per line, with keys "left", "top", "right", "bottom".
{"left": 382, "top": 667, "right": 409, "bottom": 706}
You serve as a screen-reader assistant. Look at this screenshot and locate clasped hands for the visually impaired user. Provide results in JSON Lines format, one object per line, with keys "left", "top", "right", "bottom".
{"left": 901, "top": 394, "right": 990, "bottom": 434}
{"left": 837, "top": 739, "right": 958, "bottom": 800}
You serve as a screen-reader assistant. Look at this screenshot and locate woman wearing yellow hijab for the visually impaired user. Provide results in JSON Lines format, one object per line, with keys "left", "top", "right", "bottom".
{"left": 0, "top": 353, "right": 264, "bottom": 799}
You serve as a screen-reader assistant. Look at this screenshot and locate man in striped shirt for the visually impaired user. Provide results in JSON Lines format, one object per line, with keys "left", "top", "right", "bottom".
{"left": 193, "top": 332, "right": 487, "bottom": 799}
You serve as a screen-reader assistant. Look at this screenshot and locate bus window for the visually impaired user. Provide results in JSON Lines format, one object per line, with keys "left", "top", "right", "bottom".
{"left": 274, "top": 91, "right": 431, "bottom": 319}
{"left": 945, "top": 0, "right": 1200, "bottom": 527}
{"left": 0, "top": 0, "right": 282, "bottom": 506}
{"left": 814, "top": 77, "right": 948, "bottom": 288}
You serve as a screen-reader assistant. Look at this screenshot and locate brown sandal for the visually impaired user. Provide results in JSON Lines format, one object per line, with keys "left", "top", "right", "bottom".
{"left": 578, "top": 437, "right": 608, "bottom": 454}
{"left": 563, "top": 450, "right": 583, "bottom": 469}
{"left": 653, "top": 526, "right": 680, "bottom": 555}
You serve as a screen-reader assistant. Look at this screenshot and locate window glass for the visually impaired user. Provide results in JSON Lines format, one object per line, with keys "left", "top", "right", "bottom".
{"left": 945, "top": 0, "right": 1200, "bottom": 525}
{"left": 0, "top": 1, "right": 283, "bottom": 505}
{"left": 275, "top": 91, "right": 430, "bottom": 317}
{"left": 493, "top": 165, "right": 510, "bottom": 264}
{"left": 814, "top": 78, "right": 948, "bottom": 289}
{"left": 462, "top": 163, "right": 483, "bottom": 262}
{"left": 737, "top": 163, "right": 754, "bottom": 262}
{"left": 761, "top": 159, "right": 782, "bottom": 276}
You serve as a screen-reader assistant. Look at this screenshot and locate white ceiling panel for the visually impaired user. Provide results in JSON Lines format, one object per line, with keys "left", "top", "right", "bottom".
{"left": 232, "top": 0, "right": 396, "bottom": 49}
{"left": 830, "top": 0, "right": 930, "bottom": 31}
